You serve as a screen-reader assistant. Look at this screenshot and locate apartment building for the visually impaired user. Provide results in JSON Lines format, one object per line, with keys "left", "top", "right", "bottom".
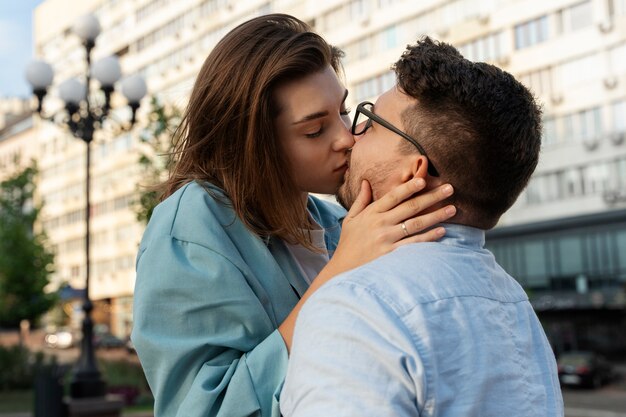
{"left": 0, "top": 98, "right": 37, "bottom": 181}
{"left": 24, "top": 0, "right": 626, "bottom": 348}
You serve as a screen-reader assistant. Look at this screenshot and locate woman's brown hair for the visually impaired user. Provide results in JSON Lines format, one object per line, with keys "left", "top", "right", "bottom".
{"left": 162, "top": 14, "right": 343, "bottom": 247}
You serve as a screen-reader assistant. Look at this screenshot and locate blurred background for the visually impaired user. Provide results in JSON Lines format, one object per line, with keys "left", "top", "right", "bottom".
{"left": 0, "top": 0, "right": 625, "bottom": 416}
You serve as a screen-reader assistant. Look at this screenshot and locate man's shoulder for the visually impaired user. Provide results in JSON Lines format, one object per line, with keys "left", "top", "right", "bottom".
{"left": 321, "top": 242, "right": 527, "bottom": 314}
{"left": 334, "top": 242, "right": 459, "bottom": 291}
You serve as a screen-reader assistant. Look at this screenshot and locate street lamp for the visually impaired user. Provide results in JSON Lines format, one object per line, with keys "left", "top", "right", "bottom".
{"left": 25, "top": 13, "right": 147, "bottom": 400}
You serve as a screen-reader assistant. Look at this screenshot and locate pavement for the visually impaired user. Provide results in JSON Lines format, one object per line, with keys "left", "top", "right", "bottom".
{"left": 566, "top": 410, "right": 626, "bottom": 417}
{"left": 0, "top": 411, "right": 155, "bottom": 417}
{"left": 3, "top": 331, "right": 625, "bottom": 417}
{"left": 563, "top": 384, "right": 626, "bottom": 417}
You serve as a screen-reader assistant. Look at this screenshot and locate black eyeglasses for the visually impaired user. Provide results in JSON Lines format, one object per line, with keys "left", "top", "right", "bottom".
{"left": 352, "top": 101, "right": 439, "bottom": 177}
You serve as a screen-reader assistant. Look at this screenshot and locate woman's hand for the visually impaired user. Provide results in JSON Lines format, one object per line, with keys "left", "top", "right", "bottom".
{"left": 328, "top": 177, "right": 455, "bottom": 276}
{"left": 279, "top": 177, "right": 454, "bottom": 352}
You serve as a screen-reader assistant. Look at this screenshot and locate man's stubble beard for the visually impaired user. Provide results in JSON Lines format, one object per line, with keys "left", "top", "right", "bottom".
{"left": 336, "top": 171, "right": 358, "bottom": 210}
{"left": 336, "top": 161, "right": 395, "bottom": 210}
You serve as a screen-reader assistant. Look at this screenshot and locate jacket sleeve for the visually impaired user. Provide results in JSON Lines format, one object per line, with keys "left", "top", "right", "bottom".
{"left": 132, "top": 235, "right": 288, "bottom": 417}
{"left": 280, "top": 280, "right": 425, "bottom": 417}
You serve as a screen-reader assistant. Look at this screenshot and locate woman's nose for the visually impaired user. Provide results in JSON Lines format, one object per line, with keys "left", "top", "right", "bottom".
{"left": 334, "top": 124, "right": 355, "bottom": 151}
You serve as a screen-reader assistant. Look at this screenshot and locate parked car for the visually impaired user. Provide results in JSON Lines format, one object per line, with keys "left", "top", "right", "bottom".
{"left": 94, "top": 332, "right": 125, "bottom": 349}
{"left": 125, "top": 337, "right": 136, "bottom": 354}
{"left": 557, "top": 351, "right": 613, "bottom": 388}
{"left": 44, "top": 329, "right": 75, "bottom": 349}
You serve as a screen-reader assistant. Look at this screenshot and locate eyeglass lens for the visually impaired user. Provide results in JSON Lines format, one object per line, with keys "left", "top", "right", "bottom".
{"left": 353, "top": 103, "right": 373, "bottom": 135}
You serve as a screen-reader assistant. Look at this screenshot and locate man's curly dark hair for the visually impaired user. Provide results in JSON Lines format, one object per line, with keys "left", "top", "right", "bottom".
{"left": 393, "top": 37, "right": 542, "bottom": 229}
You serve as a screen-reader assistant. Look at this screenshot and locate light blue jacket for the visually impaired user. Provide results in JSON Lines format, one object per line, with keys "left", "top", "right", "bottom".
{"left": 132, "top": 181, "right": 344, "bottom": 417}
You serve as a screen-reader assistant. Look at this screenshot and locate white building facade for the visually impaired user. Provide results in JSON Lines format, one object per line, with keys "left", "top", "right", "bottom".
{"left": 23, "top": 0, "right": 626, "bottom": 343}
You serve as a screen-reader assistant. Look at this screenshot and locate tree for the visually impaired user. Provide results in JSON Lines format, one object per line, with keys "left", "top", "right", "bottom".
{"left": 135, "top": 96, "right": 181, "bottom": 224}
{"left": 0, "top": 164, "right": 56, "bottom": 328}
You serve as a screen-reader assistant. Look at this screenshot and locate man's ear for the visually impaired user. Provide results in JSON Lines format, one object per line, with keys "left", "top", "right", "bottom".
{"left": 400, "top": 154, "right": 429, "bottom": 182}
{"left": 414, "top": 155, "right": 430, "bottom": 180}
{"left": 405, "top": 153, "right": 428, "bottom": 181}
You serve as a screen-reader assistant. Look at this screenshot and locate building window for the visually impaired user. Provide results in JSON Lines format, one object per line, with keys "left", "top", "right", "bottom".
{"left": 558, "top": 236, "right": 584, "bottom": 275}
{"left": 559, "top": 53, "right": 603, "bottom": 88}
{"left": 578, "top": 107, "right": 603, "bottom": 143}
{"left": 354, "top": 71, "right": 396, "bottom": 102}
{"left": 616, "top": 159, "right": 626, "bottom": 189}
{"left": 542, "top": 117, "right": 558, "bottom": 146}
{"left": 199, "top": 0, "right": 228, "bottom": 17}
{"left": 381, "top": 25, "right": 398, "bottom": 50}
{"left": 557, "top": 1, "right": 593, "bottom": 34}
{"left": 70, "top": 265, "right": 81, "bottom": 278}
{"left": 562, "top": 168, "right": 584, "bottom": 199}
{"left": 611, "top": 0, "right": 626, "bottom": 16}
{"left": 515, "top": 15, "right": 549, "bottom": 50}
{"left": 321, "top": 6, "right": 347, "bottom": 31}
{"left": 612, "top": 100, "right": 626, "bottom": 132}
{"left": 545, "top": 106, "right": 603, "bottom": 146}
{"left": 349, "top": 0, "right": 368, "bottom": 19}
{"left": 402, "top": 11, "right": 432, "bottom": 40}
{"left": 519, "top": 67, "right": 552, "bottom": 96}
{"left": 459, "top": 31, "right": 506, "bottom": 63}
{"left": 583, "top": 163, "right": 610, "bottom": 195}
{"left": 439, "top": 0, "right": 493, "bottom": 28}
{"left": 357, "top": 37, "right": 372, "bottom": 60}
{"left": 524, "top": 240, "right": 549, "bottom": 280}
{"left": 522, "top": 156, "right": 626, "bottom": 206}
{"left": 136, "top": 0, "right": 170, "bottom": 22}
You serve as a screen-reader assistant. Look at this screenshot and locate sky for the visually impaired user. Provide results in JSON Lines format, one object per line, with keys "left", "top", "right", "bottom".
{"left": 0, "top": 1, "right": 45, "bottom": 99}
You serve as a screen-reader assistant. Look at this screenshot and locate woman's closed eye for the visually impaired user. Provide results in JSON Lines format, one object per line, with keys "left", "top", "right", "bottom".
{"left": 305, "top": 126, "right": 324, "bottom": 138}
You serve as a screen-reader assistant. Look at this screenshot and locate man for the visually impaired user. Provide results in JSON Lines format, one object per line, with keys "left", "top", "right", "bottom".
{"left": 280, "top": 38, "right": 564, "bottom": 417}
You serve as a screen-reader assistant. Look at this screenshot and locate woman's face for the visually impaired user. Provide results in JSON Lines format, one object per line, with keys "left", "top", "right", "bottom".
{"left": 274, "top": 66, "right": 354, "bottom": 195}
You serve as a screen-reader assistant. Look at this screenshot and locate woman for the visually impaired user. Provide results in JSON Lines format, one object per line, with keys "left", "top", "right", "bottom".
{"left": 132, "top": 14, "right": 455, "bottom": 417}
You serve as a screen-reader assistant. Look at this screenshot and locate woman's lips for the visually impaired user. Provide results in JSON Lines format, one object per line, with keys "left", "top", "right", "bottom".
{"left": 334, "top": 162, "right": 348, "bottom": 172}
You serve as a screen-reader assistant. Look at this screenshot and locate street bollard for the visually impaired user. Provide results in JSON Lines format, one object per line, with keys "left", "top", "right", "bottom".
{"left": 34, "top": 363, "right": 67, "bottom": 417}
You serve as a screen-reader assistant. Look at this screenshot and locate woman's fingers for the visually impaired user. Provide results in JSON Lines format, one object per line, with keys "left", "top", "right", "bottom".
{"left": 344, "top": 180, "right": 373, "bottom": 219}
{"left": 396, "top": 205, "right": 456, "bottom": 240}
{"left": 371, "top": 178, "right": 427, "bottom": 213}
{"left": 388, "top": 183, "right": 454, "bottom": 225}
{"left": 394, "top": 226, "right": 447, "bottom": 248}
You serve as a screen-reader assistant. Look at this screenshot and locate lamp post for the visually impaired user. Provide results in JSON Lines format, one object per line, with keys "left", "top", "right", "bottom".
{"left": 26, "top": 14, "right": 146, "bottom": 400}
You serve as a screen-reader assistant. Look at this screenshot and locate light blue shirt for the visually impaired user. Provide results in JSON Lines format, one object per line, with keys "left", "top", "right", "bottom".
{"left": 281, "top": 224, "right": 564, "bottom": 417}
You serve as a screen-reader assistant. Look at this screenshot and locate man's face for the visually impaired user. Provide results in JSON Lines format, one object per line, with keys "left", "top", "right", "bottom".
{"left": 337, "top": 87, "right": 417, "bottom": 209}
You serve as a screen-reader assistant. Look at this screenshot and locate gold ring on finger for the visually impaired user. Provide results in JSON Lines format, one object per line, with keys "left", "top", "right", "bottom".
{"left": 401, "top": 222, "right": 409, "bottom": 237}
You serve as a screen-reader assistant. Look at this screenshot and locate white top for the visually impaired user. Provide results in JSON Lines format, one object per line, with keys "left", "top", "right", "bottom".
{"left": 285, "top": 221, "right": 329, "bottom": 285}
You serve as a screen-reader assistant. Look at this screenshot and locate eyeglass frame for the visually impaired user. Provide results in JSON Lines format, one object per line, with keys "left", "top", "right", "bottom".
{"left": 351, "top": 101, "right": 440, "bottom": 177}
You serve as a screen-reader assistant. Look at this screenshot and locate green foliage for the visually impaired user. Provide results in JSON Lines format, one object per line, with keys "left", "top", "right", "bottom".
{"left": 0, "top": 347, "right": 152, "bottom": 411}
{"left": 99, "top": 358, "right": 149, "bottom": 389}
{"left": 0, "top": 389, "right": 33, "bottom": 413}
{"left": 98, "top": 358, "right": 153, "bottom": 406}
{"left": 135, "top": 96, "right": 181, "bottom": 224}
{"left": 0, "top": 345, "right": 55, "bottom": 391}
{"left": 0, "top": 164, "right": 56, "bottom": 327}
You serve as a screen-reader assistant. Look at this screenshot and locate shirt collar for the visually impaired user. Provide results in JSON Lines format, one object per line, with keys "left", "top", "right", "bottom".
{"left": 438, "top": 223, "right": 486, "bottom": 249}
